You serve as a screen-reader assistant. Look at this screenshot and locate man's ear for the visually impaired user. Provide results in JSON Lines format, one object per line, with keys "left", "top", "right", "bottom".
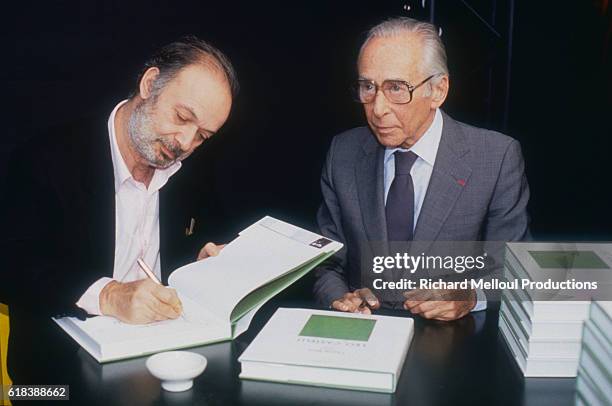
{"left": 139, "top": 67, "right": 160, "bottom": 100}
{"left": 430, "top": 75, "right": 449, "bottom": 109}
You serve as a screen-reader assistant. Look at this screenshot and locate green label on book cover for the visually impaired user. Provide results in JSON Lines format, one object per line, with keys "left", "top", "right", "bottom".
{"left": 299, "top": 315, "right": 376, "bottom": 342}
{"left": 528, "top": 250, "right": 609, "bottom": 269}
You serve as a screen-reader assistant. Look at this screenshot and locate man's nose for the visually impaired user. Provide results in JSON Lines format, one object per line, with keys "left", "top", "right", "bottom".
{"left": 372, "top": 90, "right": 391, "bottom": 118}
{"left": 175, "top": 127, "right": 198, "bottom": 151}
{"left": 373, "top": 89, "right": 390, "bottom": 117}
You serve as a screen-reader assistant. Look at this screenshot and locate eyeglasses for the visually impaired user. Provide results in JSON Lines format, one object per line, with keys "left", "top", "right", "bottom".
{"left": 353, "top": 74, "right": 440, "bottom": 104}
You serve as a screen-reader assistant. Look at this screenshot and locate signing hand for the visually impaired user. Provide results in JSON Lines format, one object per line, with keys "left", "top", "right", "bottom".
{"left": 331, "top": 288, "right": 381, "bottom": 314}
{"left": 197, "top": 242, "right": 226, "bottom": 260}
{"left": 403, "top": 289, "right": 476, "bottom": 321}
{"left": 99, "top": 279, "right": 183, "bottom": 324}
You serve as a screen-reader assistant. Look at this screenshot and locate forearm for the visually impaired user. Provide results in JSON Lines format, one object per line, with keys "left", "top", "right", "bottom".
{"left": 76, "top": 277, "right": 115, "bottom": 316}
{"left": 313, "top": 262, "right": 351, "bottom": 307}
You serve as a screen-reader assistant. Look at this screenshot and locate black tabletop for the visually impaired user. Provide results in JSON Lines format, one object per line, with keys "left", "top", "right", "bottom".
{"left": 7, "top": 300, "right": 578, "bottom": 406}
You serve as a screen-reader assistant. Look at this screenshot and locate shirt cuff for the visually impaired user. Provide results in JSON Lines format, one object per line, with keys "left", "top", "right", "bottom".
{"left": 471, "top": 288, "right": 487, "bottom": 312}
{"left": 76, "top": 277, "right": 114, "bottom": 316}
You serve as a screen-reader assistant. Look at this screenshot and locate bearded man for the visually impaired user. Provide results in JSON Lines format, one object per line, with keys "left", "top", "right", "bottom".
{"left": 1, "top": 37, "right": 238, "bottom": 382}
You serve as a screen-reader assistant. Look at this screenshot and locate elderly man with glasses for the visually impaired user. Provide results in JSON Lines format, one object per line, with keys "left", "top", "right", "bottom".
{"left": 313, "top": 17, "right": 530, "bottom": 321}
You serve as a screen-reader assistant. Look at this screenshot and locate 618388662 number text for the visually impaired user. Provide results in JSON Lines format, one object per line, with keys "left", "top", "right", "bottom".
{"left": 3, "top": 385, "right": 69, "bottom": 401}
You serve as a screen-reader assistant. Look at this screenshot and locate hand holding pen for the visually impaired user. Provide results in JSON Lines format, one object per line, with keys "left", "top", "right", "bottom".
{"left": 98, "top": 259, "right": 184, "bottom": 324}
{"left": 137, "top": 258, "right": 185, "bottom": 320}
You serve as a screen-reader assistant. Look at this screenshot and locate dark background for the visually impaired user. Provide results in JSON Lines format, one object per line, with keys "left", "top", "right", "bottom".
{"left": 2, "top": 0, "right": 611, "bottom": 242}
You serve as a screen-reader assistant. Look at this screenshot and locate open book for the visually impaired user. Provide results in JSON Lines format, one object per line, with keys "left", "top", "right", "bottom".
{"left": 53, "top": 216, "right": 343, "bottom": 363}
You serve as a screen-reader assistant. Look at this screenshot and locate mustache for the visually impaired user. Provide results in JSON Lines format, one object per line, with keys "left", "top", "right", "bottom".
{"left": 158, "top": 138, "right": 184, "bottom": 158}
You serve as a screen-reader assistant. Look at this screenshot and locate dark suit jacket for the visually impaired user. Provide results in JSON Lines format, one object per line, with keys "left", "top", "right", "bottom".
{"left": 1, "top": 114, "right": 223, "bottom": 382}
{"left": 313, "top": 111, "right": 531, "bottom": 307}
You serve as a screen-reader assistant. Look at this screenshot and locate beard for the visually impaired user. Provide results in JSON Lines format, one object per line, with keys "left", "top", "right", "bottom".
{"left": 127, "top": 97, "right": 185, "bottom": 169}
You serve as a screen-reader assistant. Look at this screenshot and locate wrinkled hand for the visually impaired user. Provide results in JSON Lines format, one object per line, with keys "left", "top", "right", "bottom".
{"left": 403, "top": 289, "right": 476, "bottom": 321}
{"left": 331, "top": 288, "right": 381, "bottom": 315}
{"left": 197, "top": 242, "right": 226, "bottom": 260}
{"left": 100, "top": 279, "right": 183, "bottom": 324}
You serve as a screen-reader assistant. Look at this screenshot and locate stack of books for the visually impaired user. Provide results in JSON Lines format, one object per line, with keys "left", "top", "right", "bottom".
{"left": 498, "top": 243, "right": 611, "bottom": 377}
{"left": 575, "top": 301, "right": 612, "bottom": 405}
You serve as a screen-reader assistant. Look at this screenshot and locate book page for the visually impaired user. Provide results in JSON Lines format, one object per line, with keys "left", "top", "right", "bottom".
{"left": 58, "top": 294, "right": 230, "bottom": 360}
{"left": 168, "top": 217, "right": 342, "bottom": 324}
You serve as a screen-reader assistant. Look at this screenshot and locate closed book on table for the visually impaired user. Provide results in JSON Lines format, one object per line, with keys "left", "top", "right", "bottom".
{"left": 500, "top": 301, "right": 582, "bottom": 358}
{"left": 499, "top": 312, "right": 579, "bottom": 377}
{"left": 590, "top": 301, "right": 612, "bottom": 337}
{"left": 239, "top": 308, "right": 413, "bottom": 393}
{"left": 575, "top": 301, "right": 612, "bottom": 406}
{"left": 504, "top": 242, "right": 610, "bottom": 320}
{"left": 501, "top": 290, "right": 584, "bottom": 339}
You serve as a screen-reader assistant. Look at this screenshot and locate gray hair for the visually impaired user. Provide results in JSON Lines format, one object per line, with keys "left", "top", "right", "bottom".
{"left": 359, "top": 17, "right": 448, "bottom": 94}
{"left": 131, "top": 36, "right": 239, "bottom": 99}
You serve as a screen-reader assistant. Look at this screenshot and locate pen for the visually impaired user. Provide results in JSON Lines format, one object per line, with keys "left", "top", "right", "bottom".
{"left": 137, "top": 258, "right": 185, "bottom": 319}
{"left": 137, "top": 258, "right": 162, "bottom": 285}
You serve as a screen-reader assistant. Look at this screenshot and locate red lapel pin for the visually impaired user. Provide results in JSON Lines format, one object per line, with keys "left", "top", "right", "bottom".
{"left": 457, "top": 179, "right": 466, "bottom": 186}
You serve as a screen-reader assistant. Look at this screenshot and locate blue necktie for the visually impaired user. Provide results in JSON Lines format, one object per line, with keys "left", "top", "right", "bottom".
{"left": 386, "top": 151, "right": 418, "bottom": 241}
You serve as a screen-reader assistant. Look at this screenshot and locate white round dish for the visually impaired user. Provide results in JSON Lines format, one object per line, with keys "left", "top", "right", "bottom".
{"left": 146, "top": 351, "right": 207, "bottom": 392}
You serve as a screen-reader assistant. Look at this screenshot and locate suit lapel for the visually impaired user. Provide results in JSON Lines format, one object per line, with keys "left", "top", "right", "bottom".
{"left": 82, "top": 119, "right": 116, "bottom": 275}
{"left": 414, "top": 113, "right": 472, "bottom": 247}
{"left": 159, "top": 164, "right": 200, "bottom": 285}
{"left": 355, "top": 131, "right": 388, "bottom": 251}
{"left": 159, "top": 169, "right": 185, "bottom": 284}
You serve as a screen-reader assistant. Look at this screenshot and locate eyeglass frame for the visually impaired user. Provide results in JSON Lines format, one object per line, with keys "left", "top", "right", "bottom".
{"left": 352, "top": 73, "right": 442, "bottom": 105}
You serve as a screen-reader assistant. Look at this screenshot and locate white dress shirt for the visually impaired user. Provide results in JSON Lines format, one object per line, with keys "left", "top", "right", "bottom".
{"left": 76, "top": 100, "right": 182, "bottom": 315}
{"left": 383, "top": 109, "right": 487, "bottom": 311}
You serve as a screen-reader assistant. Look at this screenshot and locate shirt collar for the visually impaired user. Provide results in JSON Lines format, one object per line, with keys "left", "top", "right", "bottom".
{"left": 108, "top": 100, "right": 181, "bottom": 192}
{"left": 384, "top": 108, "right": 444, "bottom": 166}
